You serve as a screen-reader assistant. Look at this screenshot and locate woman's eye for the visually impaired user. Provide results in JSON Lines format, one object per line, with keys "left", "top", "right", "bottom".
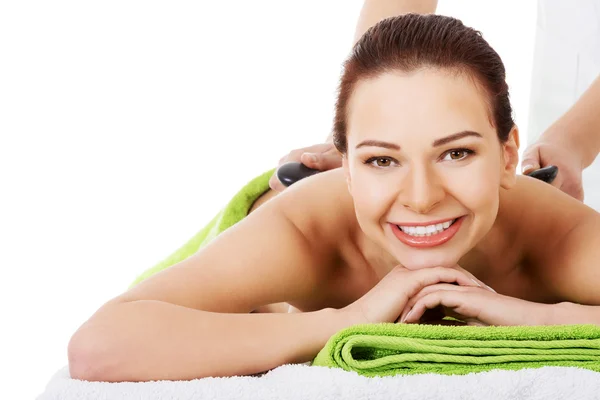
{"left": 442, "top": 149, "right": 473, "bottom": 162}
{"left": 365, "top": 156, "right": 396, "bottom": 168}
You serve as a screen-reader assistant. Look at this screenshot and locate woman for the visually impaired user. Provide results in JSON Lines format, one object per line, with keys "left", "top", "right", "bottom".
{"left": 67, "top": 14, "right": 600, "bottom": 382}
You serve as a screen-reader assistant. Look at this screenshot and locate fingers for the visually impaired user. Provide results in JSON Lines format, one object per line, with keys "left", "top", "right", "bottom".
{"left": 521, "top": 145, "right": 569, "bottom": 191}
{"left": 268, "top": 173, "right": 287, "bottom": 193}
{"left": 403, "top": 290, "right": 480, "bottom": 324}
{"left": 521, "top": 145, "right": 542, "bottom": 175}
{"left": 284, "top": 143, "right": 335, "bottom": 166}
{"left": 272, "top": 143, "right": 338, "bottom": 191}
{"left": 399, "top": 283, "right": 468, "bottom": 322}
{"left": 301, "top": 151, "right": 343, "bottom": 171}
{"left": 521, "top": 139, "right": 586, "bottom": 202}
{"left": 403, "top": 267, "right": 481, "bottom": 301}
{"left": 397, "top": 266, "right": 495, "bottom": 324}
{"left": 449, "top": 265, "right": 495, "bottom": 293}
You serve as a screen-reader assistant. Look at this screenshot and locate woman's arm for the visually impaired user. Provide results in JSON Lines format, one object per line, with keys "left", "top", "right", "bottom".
{"left": 353, "top": 0, "right": 437, "bottom": 44}
{"left": 68, "top": 169, "right": 357, "bottom": 381}
{"left": 69, "top": 300, "right": 349, "bottom": 382}
{"left": 521, "top": 74, "right": 600, "bottom": 200}
{"left": 528, "top": 75, "right": 600, "bottom": 170}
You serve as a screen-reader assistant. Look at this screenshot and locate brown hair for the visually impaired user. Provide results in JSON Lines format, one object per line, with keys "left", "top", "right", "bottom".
{"left": 333, "top": 14, "right": 514, "bottom": 154}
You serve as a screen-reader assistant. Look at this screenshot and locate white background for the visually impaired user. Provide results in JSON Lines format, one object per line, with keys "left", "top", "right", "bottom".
{"left": 0, "top": 1, "right": 537, "bottom": 398}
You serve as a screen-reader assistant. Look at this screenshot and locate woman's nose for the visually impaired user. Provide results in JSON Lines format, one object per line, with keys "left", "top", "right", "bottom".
{"left": 401, "top": 165, "right": 444, "bottom": 214}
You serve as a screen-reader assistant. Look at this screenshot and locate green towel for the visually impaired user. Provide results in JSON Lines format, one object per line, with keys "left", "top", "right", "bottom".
{"left": 313, "top": 322, "right": 600, "bottom": 377}
{"left": 129, "top": 168, "right": 275, "bottom": 288}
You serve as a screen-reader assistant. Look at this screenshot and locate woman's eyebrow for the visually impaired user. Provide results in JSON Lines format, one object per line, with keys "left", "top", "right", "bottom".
{"left": 355, "top": 140, "right": 401, "bottom": 150}
{"left": 432, "top": 131, "right": 482, "bottom": 147}
{"left": 355, "top": 131, "right": 483, "bottom": 150}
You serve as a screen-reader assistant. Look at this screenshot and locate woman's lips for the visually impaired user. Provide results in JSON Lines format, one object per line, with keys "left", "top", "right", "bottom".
{"left": 390, "top": 216, "right": 465, "bottom": 248}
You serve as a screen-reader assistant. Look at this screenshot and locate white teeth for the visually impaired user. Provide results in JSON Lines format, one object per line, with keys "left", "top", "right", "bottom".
{"left": 398, "top": 219, "right": 457, "bottom": 237}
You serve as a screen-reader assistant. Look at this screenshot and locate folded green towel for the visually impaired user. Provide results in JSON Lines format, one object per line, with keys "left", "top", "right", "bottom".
{"left": 129, "top": 168, "right": 275, "bottom": 288}
{"left": 313, "top": 323, "right": 600, "bottom": 377}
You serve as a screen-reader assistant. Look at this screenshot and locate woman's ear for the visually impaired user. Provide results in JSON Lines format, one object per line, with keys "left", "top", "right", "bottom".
{"left": 500, "top": 126, "right": 520, "bottom": 190}
{"left": 342, "top": 155, "right": 352, "bottom": 192}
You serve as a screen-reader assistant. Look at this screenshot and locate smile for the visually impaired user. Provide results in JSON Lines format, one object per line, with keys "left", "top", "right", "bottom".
{"left": 390, "top": 216, "right": 465, "bottom": 248}
{"left": 397, "top": 218, "right": 456, "bottom": 236}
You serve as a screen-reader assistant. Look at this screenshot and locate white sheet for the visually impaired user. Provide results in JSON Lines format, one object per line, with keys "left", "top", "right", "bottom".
{"left": 38, "top": 363, "right": 600, "bottom": 400}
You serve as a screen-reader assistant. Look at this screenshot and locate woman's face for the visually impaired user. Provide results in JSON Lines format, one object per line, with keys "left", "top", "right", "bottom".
{"left": 343, "top": 69, "right": 519, "bottom": 270}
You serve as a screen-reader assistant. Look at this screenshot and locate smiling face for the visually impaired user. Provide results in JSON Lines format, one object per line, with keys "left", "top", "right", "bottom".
{"left": 343, "top": 68, "right": 519, "bottom": 270}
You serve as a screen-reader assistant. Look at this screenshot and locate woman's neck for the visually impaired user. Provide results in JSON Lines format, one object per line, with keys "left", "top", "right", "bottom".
{"left": 459, "top": 210, "right": 523, "bottom": 282}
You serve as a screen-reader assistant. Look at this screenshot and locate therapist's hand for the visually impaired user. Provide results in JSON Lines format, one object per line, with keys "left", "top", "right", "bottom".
{"left": 269, "top": 142, "right": 343, "bottom": 192}
{"left": 521, "top": 133, "right": 584, "bottom": 201}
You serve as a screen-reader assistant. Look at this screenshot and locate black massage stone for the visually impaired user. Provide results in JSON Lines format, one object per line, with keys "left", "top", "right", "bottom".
{"left": 276, "top": 162, "right": 321, "bottom": 187}
{"left": 526, "top": 165, "right": 558, "bottom": 184}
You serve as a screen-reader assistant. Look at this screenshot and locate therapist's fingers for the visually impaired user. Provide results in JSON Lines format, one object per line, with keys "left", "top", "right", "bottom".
{"left": 278, "top": 143, "right": 334, "bottom": 167}
{"left": 270, "top": 143, "right": 335, "bottom": 192}
{"left": 269, "top": 172, "right": 287, "bottom": 192}
{"left": 521, "top": 144, "right": 563, "bottom": 190}
{"left": 300, "top": 150, "right": 342, "bottom": 171}
{"left": 521, "top": 145, "right": 542, "bottom": 175}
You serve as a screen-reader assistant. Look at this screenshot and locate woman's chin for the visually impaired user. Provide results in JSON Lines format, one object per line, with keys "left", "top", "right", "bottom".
{"left": 401, "top": 260, "right": 458, "bottom": 270}
{"left": 397, "top": 251, "right": 461, "bottom": 270}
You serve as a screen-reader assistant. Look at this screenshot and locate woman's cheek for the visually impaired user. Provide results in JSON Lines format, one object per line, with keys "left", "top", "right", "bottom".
{"left": 356, "top": 174, "right": 396, "bottom": 204}
{"left": 446, "top": 162, "right": 499, "bottom": 204}
{"left": 352, "top": 175, "right": 396, "bottom": 224}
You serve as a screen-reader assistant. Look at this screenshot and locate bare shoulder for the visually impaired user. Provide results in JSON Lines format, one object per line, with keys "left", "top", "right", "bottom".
{"left": 273, "top": 168, "right": 357, "bottom": 245}
{"left": 499, "top": 175, "right": 592, "bottom": 235}
{"left": 500, "top": 175, "right": 600, "bottom": 302}
{"left": 115, "top": 168, "right": 357, "bottom": 314}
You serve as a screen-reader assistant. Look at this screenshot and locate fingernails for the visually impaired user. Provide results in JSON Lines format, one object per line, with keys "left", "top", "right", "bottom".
{"left": 484, "top": 284, "right": 496, "bottom": 293}
{"left": 401, "top": 309, "right": 413, "bottom": 323}
{"left": 470, "top": 278, "right": 496, "bottom": 292}
{"left": 471, "top": 278, "right": 482, "bottom": 287}
{"left": 522, "top": 164, "right": 534, "bottom": 174}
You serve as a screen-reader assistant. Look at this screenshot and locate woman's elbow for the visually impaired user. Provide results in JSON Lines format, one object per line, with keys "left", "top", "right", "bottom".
{"left": 67, "top": 306, "right": 128, "bottom": 382}
{"left": 67, "top": 328, "right": 113, "bottom": 381}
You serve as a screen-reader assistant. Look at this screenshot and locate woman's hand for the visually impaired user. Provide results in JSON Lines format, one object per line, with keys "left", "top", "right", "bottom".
{"left": 340, "top": 265, "right": 494, "bottom": 326}
{"left": 269, "top": 142, "right": 342, "bottom": 192}
{"left": 399, "top": 283, "right": 552, "bottom": 326}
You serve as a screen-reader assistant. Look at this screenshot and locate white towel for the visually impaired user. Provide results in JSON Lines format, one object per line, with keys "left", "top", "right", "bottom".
{"left": 38, "top": 363, "right": 600, "bottom": 400}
